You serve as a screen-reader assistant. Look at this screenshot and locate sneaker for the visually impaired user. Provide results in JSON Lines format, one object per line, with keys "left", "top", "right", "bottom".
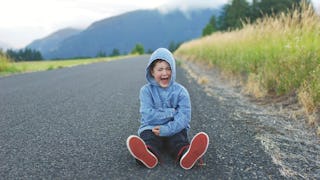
{"left": 126, "top": 135, "right": 158, "bottom": 168}
{"left": 180, "top": 132, "right": 209, "bottom": 170}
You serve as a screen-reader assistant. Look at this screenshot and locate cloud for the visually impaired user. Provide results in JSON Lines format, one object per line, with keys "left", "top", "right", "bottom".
{"left": 0, "top": 0, "right": 226, "bottom": 48}
{"left": 4, "top": 0, "right": 318, "bottom": 48}
{"left": 157, "top": 0, "right": 227, "bottom": 14}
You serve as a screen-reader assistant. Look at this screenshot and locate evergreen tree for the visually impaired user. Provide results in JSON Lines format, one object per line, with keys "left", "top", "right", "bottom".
{"left": 6, "top": 48, "right": 43, "bottom": 61}
{"left": 168, "top": 41, "right": 181, "bottom": 52}
{"left": 96, "top": 50, "right": 106, "bottom": 57}
{"left": 131, "top": 43, "right": 144, "bottom": 55}
{"left": 252, "top": 0, "right": 312, "bottom": 22}
{"left": 250, "top": 0, "right": 260, "bottom": 21}
{"left": 202, "top": 24, "right": 214, "bottom": 36}
{"left": 224, "top": 0, "right": 251, "bottom": 30}
{"left": 202, "top": 16, "right": 217, "bottom": 36}
{"left": 110, "top": 48, "right": 120, "bottom": 57}
{"left": 147, "top": 49, "right": 153, "bottom": 54}
{"left": 215, "top": 0, "right": 310, "bottom": 31}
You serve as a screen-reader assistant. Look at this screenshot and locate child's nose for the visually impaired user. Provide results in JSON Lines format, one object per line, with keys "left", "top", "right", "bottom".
{"left": 163, "top": 69, "right": 169, "bottom": 75}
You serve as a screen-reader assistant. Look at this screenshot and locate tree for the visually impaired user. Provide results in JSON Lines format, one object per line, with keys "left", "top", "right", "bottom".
{"left": 223, "top": 0, "right": 251, "bottom": 30}
{"left": 131, "top": 43, "right": 144, "bottom": 55}
{"left": 250, "top": 0, "right": 261, "bottom": 21}
{"left": 253, "top": 0, "right": 310, "bottom": 21}
{"left": 202, "top": 24, "right": 214, "bottom": 37}
{"left": 215, "top": 0, "right": 309, "bottom": 31}
{"left": 202, "top": 16, "right": 217, "bottom": 36}
{"left": 109, "top": 48, "right": 120, "bottom": 57}
{"left": 168, "top": 41, "right": 181, "bottom": 52}
{"left": 96, "top": 50, "right": 106, "bottom": 57}
{"left": 258, "top": 0, "right": 294, "bottom": 15}
{"left": 147, "top": 49, "right": 153, "bottom": 54}
{"left": 6, "top": 48, "right": 43, "bottom": 61}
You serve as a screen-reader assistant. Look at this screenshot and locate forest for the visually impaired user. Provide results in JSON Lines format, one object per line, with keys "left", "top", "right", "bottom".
{"left": 203, "top": 0, "right": 312, "bottom": 36}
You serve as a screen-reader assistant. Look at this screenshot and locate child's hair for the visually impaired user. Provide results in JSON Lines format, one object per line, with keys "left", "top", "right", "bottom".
{"left": 149, "top": 59, "right": 166, "bottom": 74}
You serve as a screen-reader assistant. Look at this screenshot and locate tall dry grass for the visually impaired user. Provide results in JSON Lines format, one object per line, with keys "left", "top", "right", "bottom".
{"left": 175, "top": 2, "right": 320, "bottom": 131}
{"left": 0, "top": 53, "right": 15, "bottom": 74}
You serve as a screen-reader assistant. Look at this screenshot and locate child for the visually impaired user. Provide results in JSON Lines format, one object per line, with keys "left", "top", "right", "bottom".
{"left": 126, "top": 48, "right": 209, "bottom": 170}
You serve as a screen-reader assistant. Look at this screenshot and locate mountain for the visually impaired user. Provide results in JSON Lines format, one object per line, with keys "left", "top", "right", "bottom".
{"left": 27, "top": 28, "right": 81, "bottom": 57}
{"left": 27, "top": 8, "right": 219, "bottom": 59}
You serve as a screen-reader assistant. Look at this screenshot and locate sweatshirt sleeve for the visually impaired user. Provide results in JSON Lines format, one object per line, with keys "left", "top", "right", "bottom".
{"left": 159, "top": 87, "right": 191, "bottom": 136}
{"left": 139, "top": 86, "right": 176, "bottom": 125}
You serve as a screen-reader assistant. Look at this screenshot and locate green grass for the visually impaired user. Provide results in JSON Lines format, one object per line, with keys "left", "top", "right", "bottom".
{"left": 174, "top": 2, "right": 320, "bottom": 131}
{"left": 0, "top": 55, "right": 134, "bottom": 76}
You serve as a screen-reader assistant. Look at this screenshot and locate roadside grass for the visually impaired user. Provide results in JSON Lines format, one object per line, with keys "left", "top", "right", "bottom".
{"left": 0, "top": 55, "right": 134, "bottom": 77}
{"left": 0, "top": 54, "right": 9, "bottom": 71}
{"left": 174, "top": 2, "right": 320, "bottom": 133}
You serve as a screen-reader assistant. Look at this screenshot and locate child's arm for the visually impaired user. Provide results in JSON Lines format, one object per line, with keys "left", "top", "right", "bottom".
{"left": 139, "top": 87, "right": 176, "bottom": 125}
{"left": 159, "top": 88, "right": 191, "bottom": 136}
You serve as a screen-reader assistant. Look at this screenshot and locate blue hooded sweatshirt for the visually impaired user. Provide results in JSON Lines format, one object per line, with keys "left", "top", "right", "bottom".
{"left": 138, "top": 48, "right": 191, "bottom": 137}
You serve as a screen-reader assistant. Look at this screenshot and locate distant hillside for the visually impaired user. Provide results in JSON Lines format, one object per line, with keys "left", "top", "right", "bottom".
{"left": 27, "top": 28, "right": 81, "bottom": 57}
{"left": 27, "top": 8, "right": 219, "bottom": 59}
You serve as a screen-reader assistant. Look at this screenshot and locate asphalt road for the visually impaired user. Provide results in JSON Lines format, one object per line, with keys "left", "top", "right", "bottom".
{"left": 0, "top": 56, "right": 283, "bottom": 179}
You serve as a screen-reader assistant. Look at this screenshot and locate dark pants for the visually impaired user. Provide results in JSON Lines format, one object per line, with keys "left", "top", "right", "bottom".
{"left": 140, "top": 129, "right": 190, "bottom": 161}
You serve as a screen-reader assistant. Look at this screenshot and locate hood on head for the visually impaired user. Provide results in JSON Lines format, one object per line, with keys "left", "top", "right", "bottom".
{"left": 146, "top": 48, "right": 176, "bottom": 86}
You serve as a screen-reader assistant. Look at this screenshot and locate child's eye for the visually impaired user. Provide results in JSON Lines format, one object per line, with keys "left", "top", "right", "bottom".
{"left": 156, "top": 67, "right": 171, "bottom": 72}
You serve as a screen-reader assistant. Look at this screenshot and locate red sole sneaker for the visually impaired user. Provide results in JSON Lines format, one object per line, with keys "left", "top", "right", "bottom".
{"left": 126, "top": 135, "right": 158, "bottom": 168}
{"left": 180, "top": 132, "right": 209, "bottom": 170}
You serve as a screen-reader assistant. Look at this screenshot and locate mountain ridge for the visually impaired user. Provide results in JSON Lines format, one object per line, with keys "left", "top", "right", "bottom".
{"left": 27, "top": 8, "right": 220, "bottom": 59}
{"left": 28, "top": 28, "right": 81, "bottom": 55}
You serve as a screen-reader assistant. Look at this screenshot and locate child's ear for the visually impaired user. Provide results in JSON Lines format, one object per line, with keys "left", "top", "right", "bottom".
{"left": 150, "top": 69, "right": 155, "bottom": 77}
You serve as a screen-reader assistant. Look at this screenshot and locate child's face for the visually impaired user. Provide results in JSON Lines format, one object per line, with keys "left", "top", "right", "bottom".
{"left": 151, "top": 60, "right": 172, "bottom": 88}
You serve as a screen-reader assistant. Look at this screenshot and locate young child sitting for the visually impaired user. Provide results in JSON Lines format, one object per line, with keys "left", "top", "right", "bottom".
{"left": 126, "top": 48, "right": 209, "bottom": 170}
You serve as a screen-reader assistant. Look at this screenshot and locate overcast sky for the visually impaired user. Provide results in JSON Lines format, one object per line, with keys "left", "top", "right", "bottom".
{"left": 0, "top": 0, "right": 319, "bottom": 49}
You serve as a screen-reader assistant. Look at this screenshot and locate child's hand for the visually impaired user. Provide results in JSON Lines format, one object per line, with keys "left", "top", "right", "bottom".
{"left": 152, "top": 126, "right": 160, "bottom": 136}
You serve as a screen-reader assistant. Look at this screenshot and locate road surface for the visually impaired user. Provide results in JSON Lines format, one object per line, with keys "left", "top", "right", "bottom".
{"left": 0, "top": 56, "right": 282, "bottom": 179}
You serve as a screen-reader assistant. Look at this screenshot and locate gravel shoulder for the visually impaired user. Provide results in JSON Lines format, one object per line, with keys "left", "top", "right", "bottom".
{"left": 181, "top": 60, "right": 320, "bottom": 179}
